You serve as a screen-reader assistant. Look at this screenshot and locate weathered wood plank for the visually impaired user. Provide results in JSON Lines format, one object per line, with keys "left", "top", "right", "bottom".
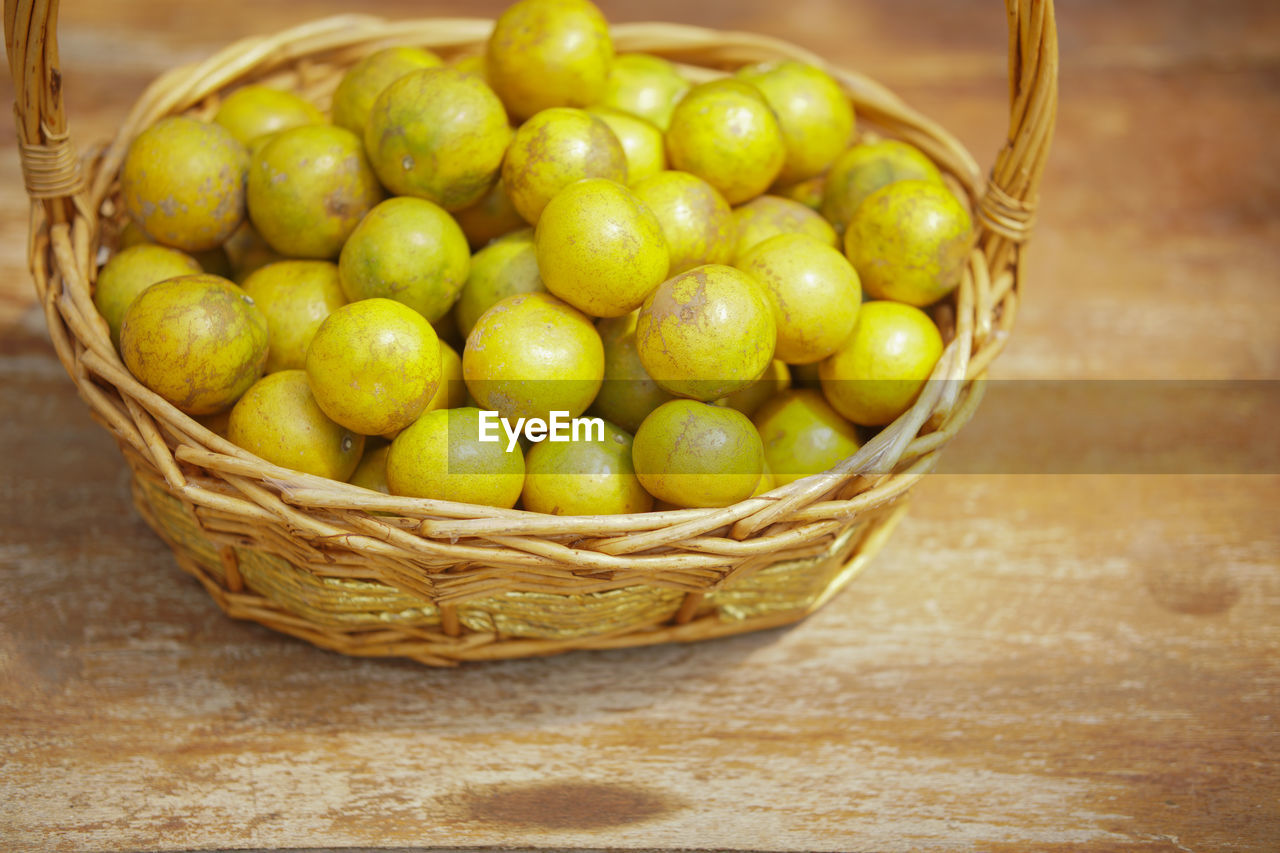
{"left": 1, "top": 1, "right": 1277, "bottom": 851}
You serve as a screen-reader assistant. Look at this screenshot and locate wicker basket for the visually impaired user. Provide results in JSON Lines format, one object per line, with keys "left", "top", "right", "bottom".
{"left": 5, "top": 2, "right": 1057, "bottom": 665}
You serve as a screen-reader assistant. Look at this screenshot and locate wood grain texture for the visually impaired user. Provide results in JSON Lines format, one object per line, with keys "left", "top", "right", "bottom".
{"left": 1, "top": 1, "right": 1278, "bottom": 851}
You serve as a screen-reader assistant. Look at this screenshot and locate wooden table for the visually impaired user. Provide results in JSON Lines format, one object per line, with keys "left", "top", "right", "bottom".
{"left": 2, "top": 1, "right": 1277, "bottom": 850}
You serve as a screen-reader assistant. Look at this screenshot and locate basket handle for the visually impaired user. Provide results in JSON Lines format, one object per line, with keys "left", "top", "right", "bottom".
{"left": 979, "top": 0, "right": 1058, "bottom": 253}
{"left": 5, "top": 0, "right": 82, "bottom": 226}
{"left": 5, "top": 1, "right": 1056, "bottom": 239}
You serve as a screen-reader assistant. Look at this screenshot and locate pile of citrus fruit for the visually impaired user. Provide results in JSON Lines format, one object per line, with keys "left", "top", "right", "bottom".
{"left": 104, "top": 0, "right": 973, "bottom": 514}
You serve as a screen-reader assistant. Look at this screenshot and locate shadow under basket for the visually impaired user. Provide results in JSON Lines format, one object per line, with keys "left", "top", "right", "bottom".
{"left": 5, "top": 3, "right": 1057, "bottom": 665}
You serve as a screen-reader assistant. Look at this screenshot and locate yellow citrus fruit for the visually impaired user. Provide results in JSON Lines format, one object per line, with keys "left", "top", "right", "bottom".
{"left": 485, "top": 0, "right": 614, "bottom": 121}
{"left": 736, "top": 60, "right": 855, "bottom": 185}
{"left": 715, "top": 358, "right": 790, "bottom": 417}
{"left": 665, "top": 79, "right": 786, "bottom": 205}
{"left": 432, "top": 308, "right": 465, "bottom": 354}
{"left": 240, "top": 260, "right": 347, "bottom": 373}
{"left": 452, "top": 179, "right": 527, "bottom": 250}
{"left": 94, "top": 244, "right": 202, "bottom": 348}
{"left": 600, "top": 53, "right": 689, "bottom": 131}
{"left": 750, "top": 459, "right": 775, "bottom": 497}
{"left": 120, "top": 217, "right": 232, "bottom": 277}
{"left": 331, "top": 46, "right": 444, "bottom": 134}
{"left": 365, "top": 67, "right": 512, "bottom": 210}
{"left": 227, "top": 370, "right": 364, "bottom": 480}
{"left": 534, "top": 177, "right": 669, "bottom": 317}
{"left": 845, "top": 180, "right": 973, "bottom": 307}
{"left": 586, "top": 106, "right": 667, "bottom": 185}
{"left": 631, "top": 170, "right": 735, "bottom": 276}
{"left": 463, "top": 292, "right": 604, "bottom": 421}
{"left": 425, "top": 341, "right": 468, "bottom": 414}
{"left": 502, "top": 108, "right": 628, "bottom": 224}
{"left": 247, "top": 124, "right": 383, "bottom": 258}
{"left": 305, "top": 297, "right": 441, "bottom": 436}
{"left": 522, "top": 420, "right": 653, "bottom": 515}
{"left": 213, "top": 85, "right": 324, "bottom": 146}
{"left": 454, "top": 228, "right": 546, "bottom": 339}
{"left": 819, "top": 300, "right": 944, "bottom": 426}
{"left": 386, "top": 407, "right": 526, "bottom": 508}
{"left": 195, "top": 408, "right": 233, "bottom": 439}
{"left": 121, "top": 116, "right": 248, "bottom": 252}
{"left": 452, "top": 53, "right": 487, "bottom": 79}
{"left": 731, "top": 194, "right": 838, "bottom": 261}
{"left": 348, "top": 442, "right": 391, "bottom": 494}
{"left": 773, "top": 173, "right": 827, "bottom": 210}
{"left": 790, "top": 360, "right": 823, "bottom": 389}
{"left": 822, "top": 139, "right": 942, "bottom": 235}
{"left": 590, "top": 311, "right": 674, "bottom": 434}
{"left": 222, "top": 222, "right": 284, "bottom": 284}
{"left": 632, "top": 399, "right": 764, "bottom": 508}
{"left": 120, "top": 273, "right": 268, "bottom": 415}
{"left": 337, "top": 197, "right": 470, "bottom": 323}
{"left": 736, "top": 233, "right": 862, "bottom": 364}
{"left": 635, "top": 264, "right": 776, "bottom": 402}
{"left": 752, "top": 388, "right": 861, "bottom": 486}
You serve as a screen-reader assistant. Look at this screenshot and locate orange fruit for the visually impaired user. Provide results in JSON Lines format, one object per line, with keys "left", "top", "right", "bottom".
{"left": 819, "top": 300, "right": 944, "bottom": 426}
{"left": 463, "top": 292, "right": 604, "bottom": 421}
{"left": 228, "top": 370, "right": 364, "bottom": 480}
{"left": 635, "top": 264, "right": 776, "bottom": 402}
{"left": 632, "top": 399, "right": 764, "bottom": 508}
{"left": 485, "top": 0, "right": 614, "bottom": 121}
{"left": 665, "top": 79, "right": 785, "bottom": 205}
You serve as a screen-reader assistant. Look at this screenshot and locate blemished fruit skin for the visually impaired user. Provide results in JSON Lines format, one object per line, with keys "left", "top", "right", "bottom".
{"left": 600, "top": 53, "right": 689, "bottom": 131}
{"left": 819, "top": 300, "right": 945, "bottom": 426}
{"left": 365, "top": 67, "right": 512, "bottom": 210}
{"left": 632, "top": 170, "right": 736, "bottom": 277}
{"left": 247, "top": 124, "right": 383, "bottom": 259}
{"left": 731, "top": 194, "right": 839, "bottom": 262}
{"left": 665, "top": 79, "right": 786, "bottom": 205}
{"left": 121, "top": 116, "right": 248, "bottom": 253}
{"left": 736, "top": 60, "right": 856, "bottom": 185}
{"left": 844, "top": 179, "right": 974, "bottom": 307}
{"left": 590, "top": 312, "right": 675, "bottom": 434}
{"left": 227, "top": 370, "right": 365, "bottom": 481}
{"left": 94, "top": 244, "right": 203, "bottom": 348}
{"left": 486, "top": 0, "right": 614, "bottom": 122}
{"left": 337, "top": 196, "right": 471, "bottom": 323}
{"left": 463, "top": 292, "right": 605, "bottom": 422}
{"left": 534, "top": 178, "right": 670, "bottom": 318}
{"left": 240, "top": 260, "right": 347, "bottom": 374}
{"left": 752, "top": 388, "right": 861, "bottom": 486}
{"left": 455, "top": 228, "right": 546, "bottom": 339}
{"left": 822, "top": 139, "right": 943, "bottom": 235}
{"left": 502, "top": 108, "right": 629, "bottom": 225}
{"left": 120, "top": 273, "right": 268, "bottom": 416}
{"left": 522, "top": 420, "right": 653, "bottom": 516}
{"left": 331, "top": 47, "right": 444, "bottom": 135}
{"left": 305, "top": 298, "right": 442, "bottom": 437}
{"left": 635, "top": 264, "right": 777, "bottom": 403}
{"left": 386, "top": 407, "right": 526, "bottom": 508}
{"left": 213, "top": 85, "right": 324, "bottom": 146}
{"left": 735, "top": 233, "right": 862, "bottom": 364}
{"left": 632, "top": 399, "right": 765, "bottom": 508}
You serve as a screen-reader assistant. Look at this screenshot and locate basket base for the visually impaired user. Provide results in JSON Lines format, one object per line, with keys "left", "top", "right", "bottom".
{"left": 129, "top": 470, "right": 909, "bottom": 666}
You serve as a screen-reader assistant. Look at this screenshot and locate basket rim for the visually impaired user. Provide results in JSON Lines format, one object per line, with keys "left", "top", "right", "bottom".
{"left": 9, "top": 5, "right": 1056, "bottom": 545}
